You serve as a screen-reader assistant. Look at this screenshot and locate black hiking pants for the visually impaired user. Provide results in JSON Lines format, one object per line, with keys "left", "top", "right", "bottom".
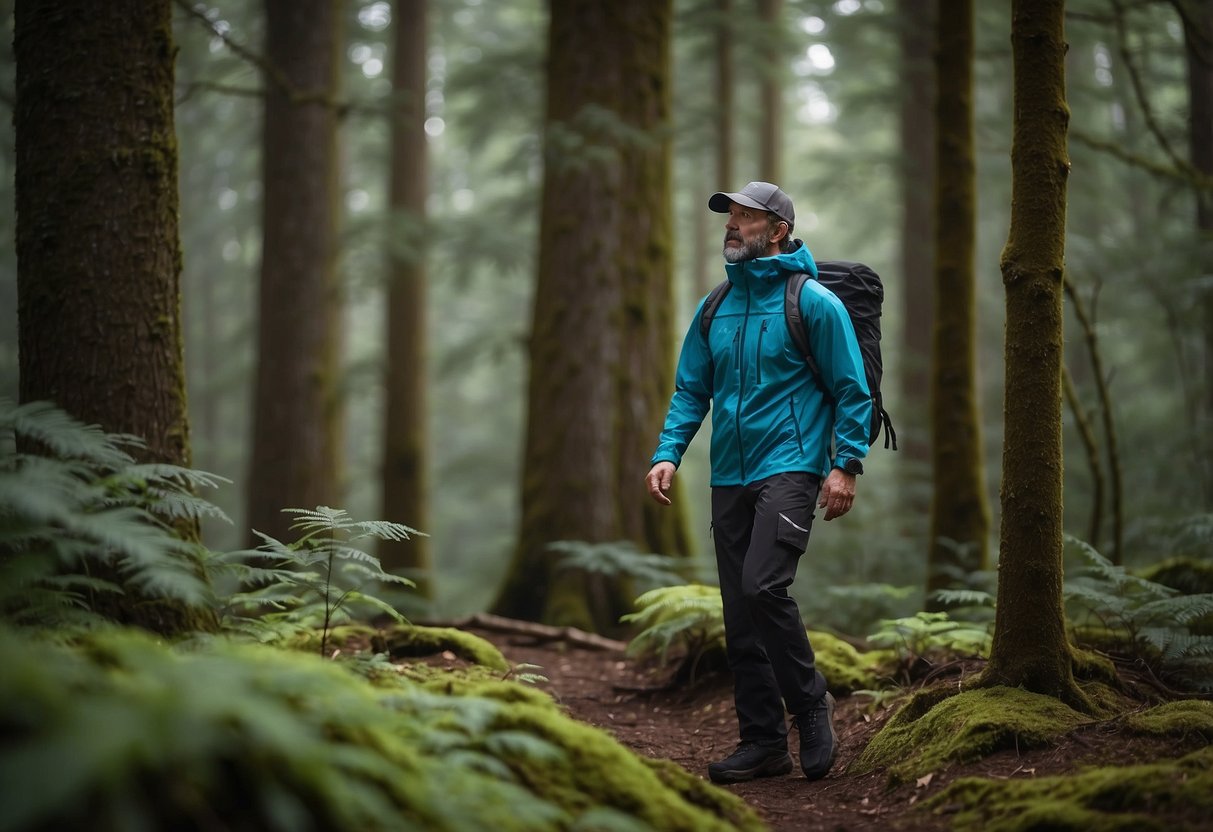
{"left": 711, "top": 471, "right": 828, "bottom": 748}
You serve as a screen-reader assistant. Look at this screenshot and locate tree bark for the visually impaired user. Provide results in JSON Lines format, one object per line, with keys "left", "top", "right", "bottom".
{"left": 897, "top": 0, "right": 937, "bottom": 528}
{"left": 982, "top": 0, "right": 1089, "bottom": 709}
{"left": 493, "top": 0, "right": 690, "bottom": 631}
{"left": 927, "top": 0, "right": 990, "bottom": 604}
{"left": 757, "top": 0, "right": 783, "bottom": 183}
{"left": 246, "top": 0, "right": 344, "bottom": 547}
{"left": 14, "top": 0, "right": 211, "bottom": 634}
{"left": 1184, "top": 0, "right": 1213, "bottom": 507}
{"left": 380, "top": 0, "right": 433, "bottom": 593}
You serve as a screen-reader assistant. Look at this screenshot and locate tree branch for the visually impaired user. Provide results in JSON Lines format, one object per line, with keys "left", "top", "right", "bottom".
{"left": 1070, "top": 129, "right": 1213, "bottom": 190}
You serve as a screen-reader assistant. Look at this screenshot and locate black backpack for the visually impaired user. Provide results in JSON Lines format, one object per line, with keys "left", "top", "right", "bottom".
{"left": 699, "top": 260, "right": 897, "bottom": 450}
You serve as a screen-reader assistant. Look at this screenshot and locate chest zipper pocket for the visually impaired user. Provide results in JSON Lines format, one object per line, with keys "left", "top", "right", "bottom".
{"left": 756, "top": 319, "right": 769, "bottom": 385}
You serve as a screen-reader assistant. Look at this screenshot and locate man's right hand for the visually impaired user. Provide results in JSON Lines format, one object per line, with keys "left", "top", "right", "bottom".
{"left": 646, "top": 461, "right": 677, "bottom": 506}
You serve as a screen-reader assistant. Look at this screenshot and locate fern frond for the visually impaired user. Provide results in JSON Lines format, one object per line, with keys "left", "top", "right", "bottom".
{"left": 928, "top": 588, "right": 995, "bottom": 609}
{"left": 1132, "top": 594, "right": 1213, "bottom": 628}
{"left": 0, "top": 399, "right": 137, "bottom": 467}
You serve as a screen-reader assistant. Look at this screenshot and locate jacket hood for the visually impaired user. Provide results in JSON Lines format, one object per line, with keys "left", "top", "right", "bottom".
{"left": 724, "top": 237, "right": 818, "bottom": 286}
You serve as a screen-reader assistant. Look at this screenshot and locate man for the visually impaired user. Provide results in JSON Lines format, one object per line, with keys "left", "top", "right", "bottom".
{"left": 645, "top": 181, "right": 871, "bottom": 784}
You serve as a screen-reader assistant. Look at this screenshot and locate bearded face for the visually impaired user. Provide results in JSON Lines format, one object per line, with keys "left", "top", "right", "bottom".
{"left": 722, "top": 223, "right": 775, "bottom": 263}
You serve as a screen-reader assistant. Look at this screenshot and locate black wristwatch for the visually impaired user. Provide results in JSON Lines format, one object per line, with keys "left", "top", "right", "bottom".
{"left": 835, "top": 458, "right": 863, "bottom": 476}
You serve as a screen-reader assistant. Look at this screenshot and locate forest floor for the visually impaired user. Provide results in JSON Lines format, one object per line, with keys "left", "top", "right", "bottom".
{"left": 444, "top": 618, "right": 1211, "bottom": 832}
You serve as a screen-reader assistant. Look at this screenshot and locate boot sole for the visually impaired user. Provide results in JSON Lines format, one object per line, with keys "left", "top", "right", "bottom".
{"left": 708, "top": 752, "right": 794, "bottom": 784}
{"left": 801, "top": 692, "right": 838, "bottom": 781}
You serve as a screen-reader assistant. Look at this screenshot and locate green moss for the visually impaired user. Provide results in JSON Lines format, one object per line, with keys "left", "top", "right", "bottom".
{"left": 382, "top": 624, "right": 510, "bottom": 671}
{"left": 926, "top": 746, "right": 1213, "bottom": 832}
{"left": 850, "top": 685, "right": 1089, "bottom": 783}
{"left": 490, "top": 699, "right": 765, "bottom": 831}
{"left": 807, "top": 630, "right": 884, "bottom": 695}
{"left": 1, "top": 627, "right": 765, "bottom": 832}
{"left": 1125, "top": 700, "right": 1213, "bottom": 740}
{"left": 1139, "top": 557, "right": 1213, "bottom": 595}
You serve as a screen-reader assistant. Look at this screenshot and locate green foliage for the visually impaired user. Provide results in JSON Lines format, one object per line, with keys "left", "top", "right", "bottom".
{"left": 1064, "top": 536, "right": 1213, "bottom": 692}
{"left": 0, "top": 400, "right": 223, "bottom": 630}
{"left": 924, "top": 746, "right": 1213, "bottom": 832}
{"left": 620, "top": 584, "right": 725, "bottom": 684}
{"left": 0, "top": 627, "right": 763, "bottom": 832}
{"left": 806, "top": 582, "right": 919, "bottom": 637}
{"left": 851, "top": 686, "right": 1090, "bottom": 784}
{"left": 213, "top": 507, "right": 421, "bottom": 657}
{"left": 865, "top": 611, "right": 992, "bottom": 683}
{"left": 551, "top": 539, "right": 686, "bottom": 591}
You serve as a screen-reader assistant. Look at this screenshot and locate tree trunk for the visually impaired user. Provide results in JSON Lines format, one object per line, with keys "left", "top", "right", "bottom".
{"left": 1184, "top": 0, "right": 1213, "bottom": 508}
{"left": 757, "top": 0, "right": 783, "bottom": 183}
{"left": 897, "top": 0, "right": 937, "bottom": 528}
{"left": 14, "top": 0, "right": 212, "bottom": 634}
{"left": 493, "top": 0, "right": 690, "bottom": 631}
{"left": 246, "top": 0, "right": 344, "bottom": 547}
{"left": 380, "top": 0, "right": 432, "bottom": 594}
{"left": 927, "top": 0, "right": 990, "bottom": 604}
{"left": 982, "top": 0, "right": 1088, "bottom": 709}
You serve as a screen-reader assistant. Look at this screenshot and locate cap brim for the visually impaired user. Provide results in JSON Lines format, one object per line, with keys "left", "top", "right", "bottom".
{"left": 708, "top": 191, "right": 769, "bottom": 214}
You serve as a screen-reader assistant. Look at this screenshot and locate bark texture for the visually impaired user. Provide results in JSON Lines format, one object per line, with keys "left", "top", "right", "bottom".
{"left": 1184, "top": 0, "right": 1213, "bottom": 507}
{"left": 757, "top": 0, "right": 783, "bottom": 183}
{"left": 983, "top": 0, "right": 1088, "bottom": 708}
{"left": 14, "top": 0, "right": 211, "bottom": 634}
{"left": 380, "top": 0, "right": 432, "bottom": 592}
{"left": 246, "top": 0, "right": 344, "bottom": 547}
{"left": 493, "top": 0, "right": 690, "bottom": 631}
{"left": 927, "top": 0, "right": 990, "bottom": 602}
{"left": 897, "top": 0, "right": 937, "bottom": 521}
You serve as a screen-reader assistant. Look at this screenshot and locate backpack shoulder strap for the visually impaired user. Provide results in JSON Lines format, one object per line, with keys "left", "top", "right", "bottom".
{"left": 699, "top": 280, "right": 732, "bottom": 342}
{"left": 783, "top": 272, "right": 825, "bottom": 387}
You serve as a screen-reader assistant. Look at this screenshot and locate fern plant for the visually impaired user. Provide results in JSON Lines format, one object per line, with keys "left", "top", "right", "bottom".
{"left": 620, "top": 584, "right": 726, "bottom": 684}
{"left": 1064, "top": 535, "right": 1213, "bottom": 691}
{"left": 213, "top": 507, "right": 421, "bottom": 657}
{"left": 866, "top": 611, "right": 992, "bottom": 683}
{"left": 0, "top": 400, "right": 224, "bottom": 630}
{"left": 550, "top": 540, "right": 687, "bottom": 590}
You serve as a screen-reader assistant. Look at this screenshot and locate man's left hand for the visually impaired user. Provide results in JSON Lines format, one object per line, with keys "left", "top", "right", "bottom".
{"left": 818, "top": 468, "right": 856, "bottom": 521}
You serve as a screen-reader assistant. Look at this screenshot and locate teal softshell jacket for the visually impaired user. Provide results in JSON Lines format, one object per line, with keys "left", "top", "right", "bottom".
{"left": 651, "top": 242, "right": 872, "bottom": 486}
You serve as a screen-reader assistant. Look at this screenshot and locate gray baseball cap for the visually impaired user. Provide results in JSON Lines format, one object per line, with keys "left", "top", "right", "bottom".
{"left": 708, "top": 181, "right": 795, "bottom": 230}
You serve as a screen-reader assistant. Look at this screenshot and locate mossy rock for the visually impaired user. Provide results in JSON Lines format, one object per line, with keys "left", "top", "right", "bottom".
{"left": 849, "top": 685, "right": 1090, "bottom": 784}
{"left": 1125, "top": 699, "right": 1213, "bottom": 740}
{"left": 924, "top": 746, "right": 1213, "bottom": 832}
{"left": 489, "top": 698, "right": 765, "bottom": 831}
{"left": 282, "top": 624, "right": 510, "bottom": 672}
{"left": 807, "top": 629, "right": 885, "bottom": 695}
{"left": 381, "top": 623, "right": 510, "bottom": 671}
{"left": 0, "top": 627, "right": 765, "bottom": 832}
{"left": 1140, "top": 557, "right": 1213, "bottom": 595}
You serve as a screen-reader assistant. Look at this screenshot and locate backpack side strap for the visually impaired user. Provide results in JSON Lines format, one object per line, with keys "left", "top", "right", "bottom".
{"left": 783, "top": 272, "right": 823, "bottom": 384}
{"left": 699, "top": 279, "right": 732, "bottom": 342}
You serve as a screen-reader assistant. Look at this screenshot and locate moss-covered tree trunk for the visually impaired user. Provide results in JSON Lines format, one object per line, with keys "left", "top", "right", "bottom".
{"left": 379, "top": 0, "right": 432, "bottom": 594}
{"left": 927, "top": 0, "right": 990, "bottom": 603}
{"left": 1185, "top": 0, "right": 1213, "bottom": 508}
{"left": 246, "top": 0, "right": 344, "bottom": 547}
{"left": 757, "top": 0, "right": 783, "bottom": 183}
{"left": 897, "top": 0, "right": 937, "bottom": 526}
{"left": 13, "top": 0, "right": 213, "bottom": 634}
{"left": 981, "top": 0, "right": 1087, "bottom": 708}
{"left": 493, "top": 0, "right": 690, "bottom": 631}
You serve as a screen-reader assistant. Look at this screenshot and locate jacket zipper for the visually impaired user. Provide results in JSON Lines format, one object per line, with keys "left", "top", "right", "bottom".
{"left": 732, "top": 325, "right": 742, "bottom": 482}
{"left": 756, "top": 319, "right": 768, "bottom": 385}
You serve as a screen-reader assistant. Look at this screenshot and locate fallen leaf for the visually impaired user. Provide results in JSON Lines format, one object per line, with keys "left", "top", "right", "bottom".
{"left": 916, "top": 772, "right": 934, "bottom": 789}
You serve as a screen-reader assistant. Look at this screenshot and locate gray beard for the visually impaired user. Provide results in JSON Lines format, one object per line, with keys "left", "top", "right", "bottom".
{"left": 722, "top": 230, "right": 773, "bottom": 263}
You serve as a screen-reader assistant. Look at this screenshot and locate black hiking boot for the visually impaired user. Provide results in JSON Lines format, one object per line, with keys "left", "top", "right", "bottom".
{"left": 707, "top": 742, "right": 794, "bottom": 784}
{"left": 795, "top": 691, "right": 838, "bottom": 780}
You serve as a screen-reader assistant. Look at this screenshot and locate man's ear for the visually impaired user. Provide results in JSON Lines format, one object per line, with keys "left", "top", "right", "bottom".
{"left": 773, "top": 220, "right": 790, "bottom": 243}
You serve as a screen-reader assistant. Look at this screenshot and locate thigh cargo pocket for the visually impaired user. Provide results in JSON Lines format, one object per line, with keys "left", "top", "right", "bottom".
{"left": 776, "top": 511, "right": 812, "bottom": 554}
